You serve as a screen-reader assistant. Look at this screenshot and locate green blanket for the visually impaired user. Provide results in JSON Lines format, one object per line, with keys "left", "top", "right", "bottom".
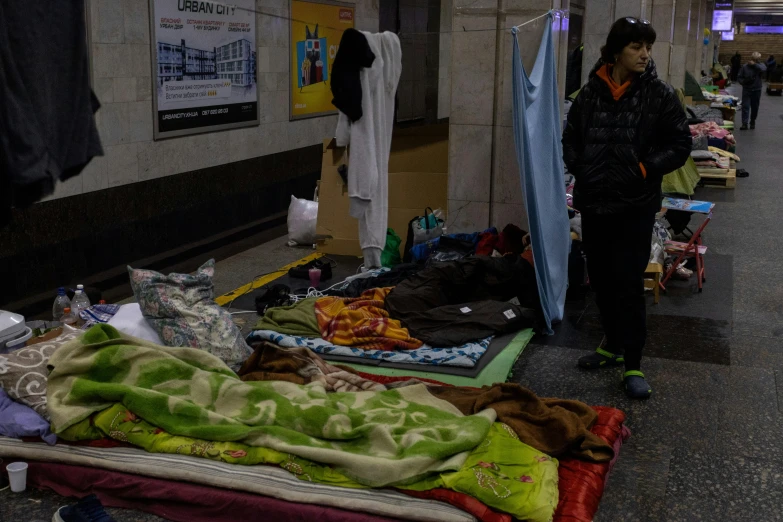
{"left": 253, "top": 298, "right": 321, "bottom": 337}
{"left": 47, "top": 325, "right": 495, "bottom": 487}
{"left": 662, "top": 157, "right": 701, "bottom": 196}
{"left": 86, "top": 403, "right": 558, "bottom": 520}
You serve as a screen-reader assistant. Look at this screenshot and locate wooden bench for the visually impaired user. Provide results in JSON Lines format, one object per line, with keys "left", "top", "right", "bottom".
{"left": 644, "top": 263, "right": 664, "bottom": 304}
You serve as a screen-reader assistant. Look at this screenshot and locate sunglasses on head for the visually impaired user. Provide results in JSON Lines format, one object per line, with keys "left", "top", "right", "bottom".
{"left": 625, "top": 17, "right": 650, "bottom": 24}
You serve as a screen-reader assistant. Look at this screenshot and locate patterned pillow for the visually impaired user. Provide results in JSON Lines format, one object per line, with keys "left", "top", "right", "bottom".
{"left": 128, "top": 259, "right": 251, "bottom": 370}
{"left": 0, "top": 330, "right": 81, "bottom": 420}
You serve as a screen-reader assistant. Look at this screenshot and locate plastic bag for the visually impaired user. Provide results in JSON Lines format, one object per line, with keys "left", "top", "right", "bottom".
{"left": 381, "top": 229, "right": 402, "bottom": 268}
{"left": 287, "top": 196, "right": 318, "bottom": 246}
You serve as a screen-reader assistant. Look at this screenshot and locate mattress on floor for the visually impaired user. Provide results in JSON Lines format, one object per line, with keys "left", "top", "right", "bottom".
{"left": 0, "top": 437, "right": 474, "bottom": 522}
{"left": 317, "top": 332, "right": 517, "bottom": 377}
{"left": 1, "top": 402, "right": 628, "bottom": 522}
{"left": 339, "top": 329, "right": 534, "bottom": 387}
{"left": 248, "top": 329, "right": 492, "bottom": 369}
{"left": 20, "top": 461, "right": 402, "bottom": 522}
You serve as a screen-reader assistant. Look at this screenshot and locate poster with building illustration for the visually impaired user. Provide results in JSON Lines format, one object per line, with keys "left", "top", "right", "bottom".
{"left": 150, "top": 0, "right": 258, "bottom": 138}
{"left": 290, "top": 0, "right": 354, "bottom": 120}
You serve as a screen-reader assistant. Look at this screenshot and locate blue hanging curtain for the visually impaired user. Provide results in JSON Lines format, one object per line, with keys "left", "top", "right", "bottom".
{"left": 511, "top": 17, "right": 570, "bottom": 332}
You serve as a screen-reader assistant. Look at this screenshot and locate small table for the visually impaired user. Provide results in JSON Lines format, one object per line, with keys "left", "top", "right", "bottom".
{"left": 660, "top": 198, "right": 715, "bottom": 293}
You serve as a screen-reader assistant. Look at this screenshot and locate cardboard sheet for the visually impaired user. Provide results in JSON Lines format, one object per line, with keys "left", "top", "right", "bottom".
{"left": 316, "top": 127, "right": 449, "bottom": 257}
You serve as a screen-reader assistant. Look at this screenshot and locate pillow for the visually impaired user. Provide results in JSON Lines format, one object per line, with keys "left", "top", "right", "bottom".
{"left": 0, "top": 329, "right": 81, "bottom": 420}
{"left": 0, "top": 389, "right": 57, "bottom": 445}
{"left": 128, "top": 259, "right": 251, "bottom": 370}
{"left": 107, "top": 303, "right": 164, "bottom": 345}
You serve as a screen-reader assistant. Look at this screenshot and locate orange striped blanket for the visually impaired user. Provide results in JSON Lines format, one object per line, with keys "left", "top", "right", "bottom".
{"left": 314, "top": 288, "right": 423, "bottom": 351}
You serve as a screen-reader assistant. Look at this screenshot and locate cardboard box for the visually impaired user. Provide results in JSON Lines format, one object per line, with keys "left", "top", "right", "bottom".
{"left": 316, "top": 130, "right": 448, "bottom": 257}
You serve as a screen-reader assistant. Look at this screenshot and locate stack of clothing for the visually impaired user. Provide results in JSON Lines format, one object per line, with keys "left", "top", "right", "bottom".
{"left": 688, "top": 104, "right": 724, "bottom": 125}
{"left": 690, "top": 150, "right": 731, "bottom": 169}
{"left": 689, "top": 121, "right": 735, "bottom": 151}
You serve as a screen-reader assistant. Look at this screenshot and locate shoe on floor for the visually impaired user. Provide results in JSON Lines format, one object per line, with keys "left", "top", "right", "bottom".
{"left": 736, "top": 169, "right": 749, "bottom": 178}
{"left": 578, "top": 347, "right": 625, "bottom": 369}
{"left": 623, "top": 371, "right": 652, "bottom": 399}
{"left": 739, "top": 124, "right": 749, "bottom": 130}
{"left": 750, "top": 122, "right": 756, "bottom": 129}
{"left": 53, "top": 495, "right": 115, "bottom": 522}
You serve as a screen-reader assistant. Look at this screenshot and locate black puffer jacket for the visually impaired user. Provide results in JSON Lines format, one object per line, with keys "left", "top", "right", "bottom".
{"left": 562, "top": 59, "right": 691, "bottom": 215}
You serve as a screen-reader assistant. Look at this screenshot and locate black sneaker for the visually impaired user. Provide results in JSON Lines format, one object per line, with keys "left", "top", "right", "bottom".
{"left": 740, "top": 124, "right": 749, "bottom": 130}
{"left": 737, "top": 169, "right": 749, "bottom": 178}
{"left": 750, "top": 122, "right": 756, "bottom": 129}
{"left": 288, "top": 258, "right": 332, "bottom": 281}
{"left": 53, "top": 495, "right": 116, "bottom": 522}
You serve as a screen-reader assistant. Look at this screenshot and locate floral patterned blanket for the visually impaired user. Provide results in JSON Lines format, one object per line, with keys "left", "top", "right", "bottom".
{"left": 248, "top": 330, "right": 491, "bottom": 368}
{"left": 46, "top": 324, "right": 495, "bottom": 487}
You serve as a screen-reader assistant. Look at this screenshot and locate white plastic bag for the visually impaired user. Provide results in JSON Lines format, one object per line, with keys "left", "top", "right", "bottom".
{"left": 287, "top": 195, "right": 318, "bottom": 246}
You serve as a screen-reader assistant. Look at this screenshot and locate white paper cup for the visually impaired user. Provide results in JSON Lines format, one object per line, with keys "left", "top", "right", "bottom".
{"left": 6, "top": 462, "right": 27, "bottom": 493}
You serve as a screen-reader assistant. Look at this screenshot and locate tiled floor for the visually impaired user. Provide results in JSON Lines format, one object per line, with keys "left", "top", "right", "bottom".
{"left": 3, "top": 87, "right": 782, "bottom": 521}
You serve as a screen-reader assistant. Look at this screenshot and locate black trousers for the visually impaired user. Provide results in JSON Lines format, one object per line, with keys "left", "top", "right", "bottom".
{"left": 582, "top": 209, "right": 656, "bottom": 372}
{"left": 741, "top": 89, "right": 762, "bottom": 125}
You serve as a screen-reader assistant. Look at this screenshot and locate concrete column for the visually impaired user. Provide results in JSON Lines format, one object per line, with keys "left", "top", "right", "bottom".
{"left": 581, "top": 0, "right": 612, "bottom": 86}
{"left": 701, "top": 1, "right": 712, "bottom": 75}
{"left": 669, "top": 0, "right": 692, "bottom": 89}
{"left": 447, "top": 0, "right": 498, "bottom": 232}
{"left": 685, "top": 0, "right": 701, "bottom": 79}
{"left": 581, "top": 0, "right": 647, "bottom": 86}
{"left": 437, "top": 0, "right": 452, "bottom": 119}
{"left": 652, "top": 0, "right": 675, "bottom": 83}
{"left": 446, "top": 0, "right": 569, "bottom": 233}
{"left": 489, "top": 0, "right": 568, "bottom": 231}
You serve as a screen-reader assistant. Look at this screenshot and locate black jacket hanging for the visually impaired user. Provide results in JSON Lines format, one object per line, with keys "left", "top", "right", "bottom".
{"left": 0, "top": 0, "right": 103, "bottom": 226}
{"left": 330, "top": 28, "right": 375, "bottom": 122}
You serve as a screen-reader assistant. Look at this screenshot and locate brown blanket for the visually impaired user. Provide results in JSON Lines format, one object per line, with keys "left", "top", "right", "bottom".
{"left": 429, "top": 383, "right": 614, "bottom": 462}
{"left": 238, "top": 341, "right": 387, "bottom": 393}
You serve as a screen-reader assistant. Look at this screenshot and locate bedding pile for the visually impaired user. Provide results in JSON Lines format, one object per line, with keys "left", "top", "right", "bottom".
{"left": 0, "top": 258, "right": 630, "bottom": 521}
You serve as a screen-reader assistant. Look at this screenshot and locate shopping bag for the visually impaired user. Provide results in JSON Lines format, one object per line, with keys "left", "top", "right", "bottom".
{"left": 381, "top": 229, "right": 402, "bottom": 268}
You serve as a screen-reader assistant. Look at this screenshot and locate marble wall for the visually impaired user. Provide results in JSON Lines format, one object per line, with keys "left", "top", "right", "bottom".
{"left": 447, "top": 0, "right": 568, "bottom": 233}
{"left": 686, "top": 0, "right": 702, "bottom": 79}
{"left": 668, "top": 0, "right": 692, "bottom": 89}
{"left": 581, "top": 0, "right": 698, "bottom": 88}
{"left": 48, "top": 0, "right": 378, "bottom": 202}
{"left": 438, "top": 0, "right": 452, "bottom": 119}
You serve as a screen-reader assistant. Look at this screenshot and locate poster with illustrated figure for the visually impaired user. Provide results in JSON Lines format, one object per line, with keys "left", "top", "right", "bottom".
{"left": 290, "top": 0, "right": 354, "bottom": 120}
{"left": 150, "top": 0, "right": 258, "bottom": 138}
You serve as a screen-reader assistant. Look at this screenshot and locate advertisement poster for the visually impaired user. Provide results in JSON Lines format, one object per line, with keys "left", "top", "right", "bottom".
{"left": 290, "top": 0, "right": 354, "bottom": 120}
{"left": 150, "top": 0, "right": 258, "bottom": 138}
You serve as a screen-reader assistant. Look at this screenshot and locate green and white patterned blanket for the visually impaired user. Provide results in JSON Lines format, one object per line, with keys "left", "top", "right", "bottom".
{"left": 47, "top": 325, "right": 495, "bottom": 487}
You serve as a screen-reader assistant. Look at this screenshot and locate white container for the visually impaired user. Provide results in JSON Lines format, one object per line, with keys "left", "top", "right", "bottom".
{"left": 6, "top": 462, "right": 27, "bottom": 492}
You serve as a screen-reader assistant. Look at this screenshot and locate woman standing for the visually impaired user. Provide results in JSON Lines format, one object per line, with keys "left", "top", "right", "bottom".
{"left": 562, "top": 17, "right": 691, "bottom": 399}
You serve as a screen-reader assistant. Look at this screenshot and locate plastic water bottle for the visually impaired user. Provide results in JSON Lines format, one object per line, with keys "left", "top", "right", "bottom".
{"left": 60, "top": 307, "right": 77, "bottom": 328}
{"left": 52, "top": 287, "right": 71, "bottom": 322}
{"left": 71, "top": 284, "right": 91, "bottom": 322}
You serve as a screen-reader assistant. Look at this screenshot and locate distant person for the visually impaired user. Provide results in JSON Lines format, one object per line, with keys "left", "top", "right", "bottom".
{"left": 766, "top": 54, "right": 777, "bottom": 80}
{"left": 738, "top": 52, "right": 767, "bottom": 130}
{"left": 730, "top": 52, "right": 741, "bottom": 81}
{"left": 562, "top": 17, "right": 691, "bottom": 399}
